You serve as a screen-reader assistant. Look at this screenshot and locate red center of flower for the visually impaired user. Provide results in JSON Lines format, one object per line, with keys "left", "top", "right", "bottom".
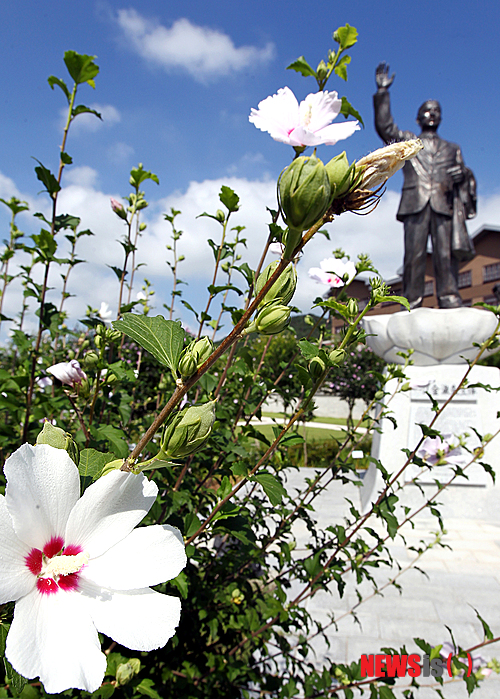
{"left": 25, "top": 535, "right": 85, "bottom": 595}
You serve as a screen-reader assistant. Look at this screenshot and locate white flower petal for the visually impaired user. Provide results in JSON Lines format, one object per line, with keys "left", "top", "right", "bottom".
{"left": 6, "top": 588, "right": 106, "bottom": 694}
{"left": 5, "top": 444, "right": 80, "bottom": 550}
{"left": 0, "top": 496, "right": 34, "bottom": 604}
{"left": 65, "top": 470, "right": 158, "bottom": 558}
{"left": 81, "top": 580, "right": 181, "bottom": 651}
{"left": 299, "top": 90, "right": 341, "bottom": 132}
{"left": 314, "top": 120, "right": 360, "bottom": 146}
{"left": 249, "top": 86, "right": 299, "bottom": 143}
{"left": 83, "top": 524, "right": 186, "bottom": 590}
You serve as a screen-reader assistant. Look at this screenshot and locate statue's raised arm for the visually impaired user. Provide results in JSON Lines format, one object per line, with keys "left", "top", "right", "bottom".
{"left": 375, "top": 62, "right": 395, "bottom": 91}
{"left": 373, "top": 63, "right": 413, "bottom": 144}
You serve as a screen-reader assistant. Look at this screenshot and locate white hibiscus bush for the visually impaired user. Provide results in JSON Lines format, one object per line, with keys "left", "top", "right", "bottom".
{"left": 0, "top": 26, "right": 499, "bottom": 699}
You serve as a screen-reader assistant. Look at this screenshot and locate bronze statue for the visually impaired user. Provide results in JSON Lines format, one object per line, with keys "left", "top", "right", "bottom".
{"left": 374, "top": 63, "right": 477, "bottom": 308}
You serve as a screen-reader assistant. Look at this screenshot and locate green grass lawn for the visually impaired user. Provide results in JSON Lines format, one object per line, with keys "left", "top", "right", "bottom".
{"left": 252, "top": 423, "right": 345, "bottom": 443}
{"left": 260, "top": 411, "right": 370, "bottom": 428}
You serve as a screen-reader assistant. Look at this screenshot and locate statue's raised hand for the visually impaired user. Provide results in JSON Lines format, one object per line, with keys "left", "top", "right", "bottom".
{"left": 376, "top": 62, "right": 395, "bottom": 90}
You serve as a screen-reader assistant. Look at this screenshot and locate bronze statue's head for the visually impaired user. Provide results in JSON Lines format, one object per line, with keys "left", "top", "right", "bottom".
{"left": 416, "top": 100, "right": 442, "bottom": 131}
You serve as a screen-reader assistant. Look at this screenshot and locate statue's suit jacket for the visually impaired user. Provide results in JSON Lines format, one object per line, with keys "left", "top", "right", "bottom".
{"left": 373, "top": 90, "right": 464, "bottom": 221}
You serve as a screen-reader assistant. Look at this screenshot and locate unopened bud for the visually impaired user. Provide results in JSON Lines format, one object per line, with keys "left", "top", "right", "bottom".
{"left": 254, "top": 302, "right": 291, "bottom": 335}
{"left": 309, "top": 356, "right": 326, "bottom": 381}
{"left": 36, "top": 421, "right": 79, "bottom": 465}
{"left": 325, "top": 152, "right": 355, "bottom": 198}
{"left": 346, "top": 298, "right": 359, "bottom": 319}
{"left": 255, "top": 260, "right": 297, "bottom": 307}
{"left": 215, "top": 209, "right": 225, "bottom": 223}
{"left": 116, "top": 659, "right": 141, "bottom": 686}
{"left": 110, "top": 197, "right": 128, "bottom": 220}
{"left": 178, "top": 337, "right": 214, "bottom": 378}
{"left": 278, "top": 155, "right": 331, "bottom": 256}
{"left": 162, "top": 401, "right": 216, "bottom": 459}
{"left": 83, "top": 350, "right": 99, "bottom": 369}
{"left": 328, "top": 348, "right": 345, "bottom": 366}
{"left": 100, "top": 459, "right": 124, "bottom": 477}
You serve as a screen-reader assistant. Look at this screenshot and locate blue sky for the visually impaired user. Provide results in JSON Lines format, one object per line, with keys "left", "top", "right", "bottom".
{"left": 1, "top": 1, "right": 499, "bottom": 332}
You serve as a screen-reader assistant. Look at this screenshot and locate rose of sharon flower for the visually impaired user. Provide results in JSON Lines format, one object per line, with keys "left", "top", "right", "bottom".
{"left": 249, "top": 86, "right": 360, "bottom": 148}
{"left": 47, "top": 359, "right": 87, "bottom": 387}
{"left": 308, "top": 258, "right": 357, "bottom": 287}
{"left": 98, "top": 301, "right": 113, "bottom": 323}
{"left": 0, "top": 443, "right": 186, "bottom": 694}
{"left": 416, "top": 434, "right": 464, "bottom": 467}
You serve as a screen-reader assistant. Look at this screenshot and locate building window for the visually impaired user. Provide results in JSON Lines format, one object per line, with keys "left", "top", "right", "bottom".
{"left": 424, "top": 280, "right": 434, "bottom": 297}
{"left": 458, "top": 270, "right": 472, "bottom": 288}
{"left": 462, "top": 299, "right": 473, "bottom": 307}
{"left": 483, "top": 263, "right": 500, "bottom": 283}
{"left": 483, "top": 295, "right": 498, "bottom": 305}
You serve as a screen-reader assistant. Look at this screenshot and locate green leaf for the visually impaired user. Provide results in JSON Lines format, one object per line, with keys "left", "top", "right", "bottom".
{"left": 219, "top": 186, "right": 239, "bottom": 212}
{"left": 334, "top": 55, "right": 351, "bottom": 81}
{"left": 333, "top": 24, "right": 358, "bottom": 50}
{"left": 298, "top": 339, "right": 320, "bottom": 360}
{"left": 72, "top": 104, "right": 102, "bottom": 121}
{"left": 63, "top": 50, "right": 99, "bottom": 86}
{"left": 47, "top": 75, "right": 71, "bottom": 102}
{"left": 129, "top": 164, "right": 159, "bottom": 188}
{"left": 3, "top": 656, "right": 28, "bottom": 695}
{"left": 112, "top": 314, "right": 185, "bottom": 375}
{"left": 286, "top": 56, "right": 317, "bottom": 78}
{"left": 33, "top": 159, "right": 61, "bottom": 197}
{"left": 60, "top": 151, "right": 73, "bottom": 165}
{"left": 91, "top": 685, "right": 115, "bottom": 698}
{"left": 94, "top": 425, "right": 129, "bottom": 459}
{"left": 251, "top": 472, "right": 287, "bottom": 506}
{"left": 376, "top": 294, "right": 410, "bottom": 311}
{"left": 79, "top": 448, "right": 116, "bottom": 480}
{"left": 473, "top": 607, "right": 494, "bottom": 640}
{"left": 31, "top": 229, "right": 57, "bottom": 260}
{"left": 0, "top": 623, "right": 8, "bottom": 655}
{"left": 135, "top": 678, "right": 161, "bottom": 699}
{"left": 340, "top": 97, "right": 364, "bottom": 127}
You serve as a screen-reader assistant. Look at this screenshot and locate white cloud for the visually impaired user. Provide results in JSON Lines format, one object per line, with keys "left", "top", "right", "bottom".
{"left": 61, "top": 103, "right": 121, "bottom": 133}
{"left": 64, "top": 166, "right": 100, "bottom": 189}
{"left": 115, "top": 10, "right": 275, "bottom": 82}
{"left": 107, "top": 141, "right": 135, "bottom": 163}
{"left": 1, "top": 169, "right": 500, "bottom": 341}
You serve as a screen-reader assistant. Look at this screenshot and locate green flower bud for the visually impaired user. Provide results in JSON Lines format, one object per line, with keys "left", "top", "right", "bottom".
{"left": 83, "top": 350, "right": 99, "bottom": 370}
{"left": 316, "top": 59, "right": 328, "bottom": 81}
{"left": 36, "top": 421, "right": 79, "bottom": 465}
{"left": 278, "top": 155, "right": 332, "bottom": 236}
{"left": 178, "top": 337, "right": 214, "bottom": 378}
{"left": 94, "top": 335, "right": 104, "bottom": 349}
{"left": 105, "top": 372, "right": 118, "bottom": 385}
{"left": 346, "top": 298, "right": 359, "bottom": 319}
{"left": 162, "top": 401, "right": 216, "bottom": 459}
{"left": 255, "top": 260, "right": 297, "bottom": 307}
{"left": 78, "top": 378, "right": 90, "bottom": 399}
{"left": 215, "top": 209, "right": 225, "bottom": 223}
{"left": 100, "top": 459, "right": 124, "bottom": 477}
{"left": 309, "top": 356, "right": 326, "bottom": 381}
{"left": 328, "top": 348, "right": 345, "bottom": 366}
{"left": 254, "top": 302, "right": 291, "bottom": 336}
{"left": 116, "top": 659, "right": 141, "bottom": 685}
{"left": 109, "top": 330, "right": 123, "bottom": 344}
{"left": 325, "top": 152, "right": 355, "bottom": 198}
{"left": 178, "top": 351, "right": 198, "bottom": 379}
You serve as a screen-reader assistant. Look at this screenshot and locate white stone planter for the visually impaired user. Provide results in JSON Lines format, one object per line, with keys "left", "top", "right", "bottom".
{"left": 362, "top": 307, "right": 498, "bottom": 365}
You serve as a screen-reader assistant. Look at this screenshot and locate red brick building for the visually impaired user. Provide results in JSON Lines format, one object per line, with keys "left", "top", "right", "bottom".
{"left": 331, "top": 225, "right": 500, "bottom": 332}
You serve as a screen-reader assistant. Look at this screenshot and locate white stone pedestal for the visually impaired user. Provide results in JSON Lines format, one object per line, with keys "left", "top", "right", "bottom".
{"left": 360, "top": 365, "right": 500, "bottom": 514}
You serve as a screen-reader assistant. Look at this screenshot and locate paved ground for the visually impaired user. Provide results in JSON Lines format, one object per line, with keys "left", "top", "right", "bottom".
{"left": 283, "top": 468, "right": 500, "bottom": 698}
